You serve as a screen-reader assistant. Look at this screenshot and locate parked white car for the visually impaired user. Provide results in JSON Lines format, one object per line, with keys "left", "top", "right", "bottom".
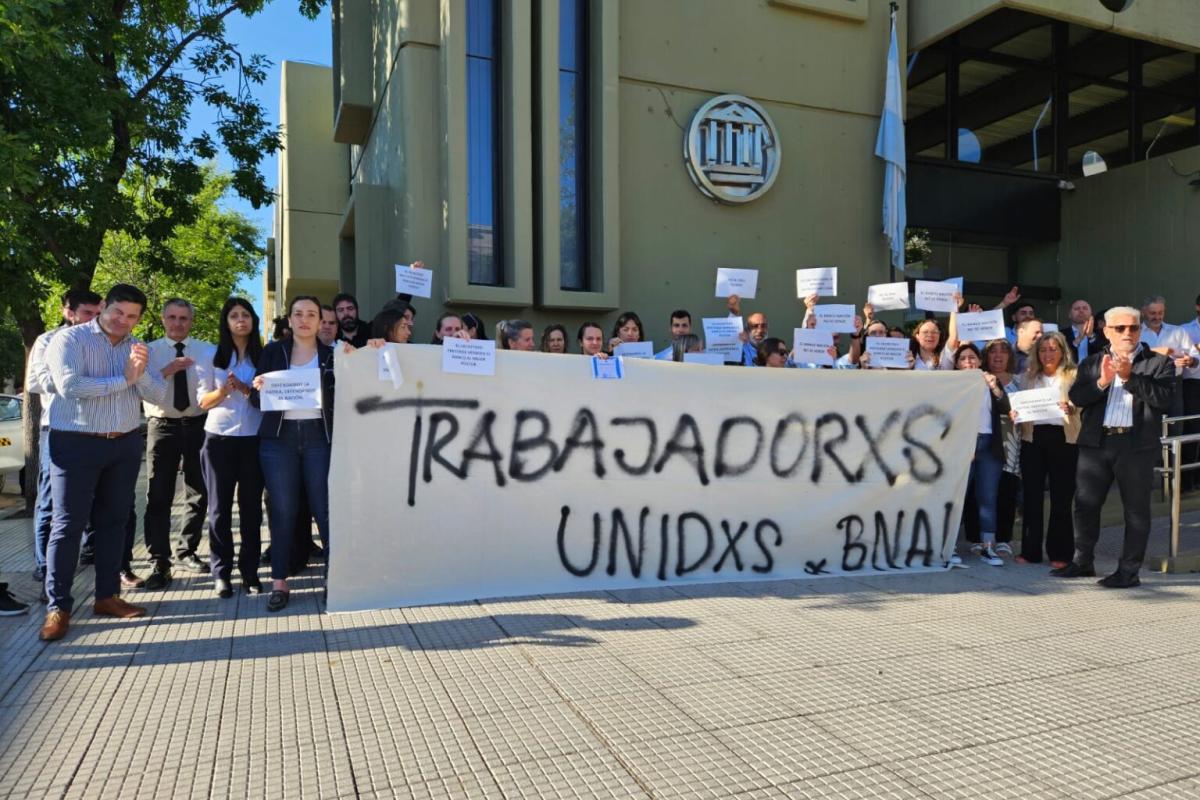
{"left": 0, "top": 394, "right": 24, "bottom": 493}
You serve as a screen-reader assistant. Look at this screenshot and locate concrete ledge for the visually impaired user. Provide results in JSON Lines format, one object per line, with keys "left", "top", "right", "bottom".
{"left": 1147, "top": 552, "right": 1200, "bottom": 574}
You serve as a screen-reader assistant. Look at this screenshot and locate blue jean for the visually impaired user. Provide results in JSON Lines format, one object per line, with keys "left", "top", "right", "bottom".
{"left": 46, "top": 430, "right": 141, "bottom": 612}
{"left": 966, "top": 434, "right": 1001, "bottom": 544}
{"left": 259, "top": 420, "right": 330, "bottom": 582}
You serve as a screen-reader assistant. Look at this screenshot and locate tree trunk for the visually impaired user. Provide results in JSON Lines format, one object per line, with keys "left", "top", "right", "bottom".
{"left": 17, "top": 317, "right": 46, "bottom": 514}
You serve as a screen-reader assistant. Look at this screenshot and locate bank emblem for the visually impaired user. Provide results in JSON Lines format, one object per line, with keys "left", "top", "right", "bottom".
{"left": 685, "top": 94, "right": 781, "bottom": 204}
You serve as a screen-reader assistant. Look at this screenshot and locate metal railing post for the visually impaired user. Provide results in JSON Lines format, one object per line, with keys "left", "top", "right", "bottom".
{"left": 1171, "top": 439, "right": 1182, "bottom": 561}
{"left": 1161, "top": 415, "right": 1171, "bottom": 501}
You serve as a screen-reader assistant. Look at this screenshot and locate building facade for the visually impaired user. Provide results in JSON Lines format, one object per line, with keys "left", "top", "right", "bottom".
{"left": 268, "top": 0, "right": 1200, "bottom": 338}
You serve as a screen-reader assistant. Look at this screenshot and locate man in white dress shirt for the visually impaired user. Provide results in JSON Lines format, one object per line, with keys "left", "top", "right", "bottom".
{"left": 1056, "top": 306, "right": 1175, "bottom": 588}
{"left": 140, "top": 299, "right": 214, "bottom": 590}
{"left": 1140, "top": 295, "right": 1199, "bottom": 418}
{"left": 1180, "top": 293, "right": 1200, "bottom": 491}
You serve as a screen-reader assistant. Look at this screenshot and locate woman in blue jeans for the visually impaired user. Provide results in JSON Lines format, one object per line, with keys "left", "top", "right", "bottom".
{"left": 250, "top": 296, "right": 336, "bottom": 612}
{"left": 954, "top": 343, "right": 1012, "bottom": 567}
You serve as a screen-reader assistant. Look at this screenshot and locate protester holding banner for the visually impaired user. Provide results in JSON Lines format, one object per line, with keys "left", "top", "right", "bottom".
{"left": 671, "top": 334, "right": 704, "bottom": 362}
{"left": 607, "top": 312, "right": 645, "bottom": 354}
{"left": 910, "top": 319, "right": 948, "bottom": 371}
{"left": 754, "top": 338, "right": 792, "bottom": 368}
{"left": 430, "top": 312, "right": 465, "bottom": 345}
{"left": 461, "top": 312, "right": 487, "bottom": 341}
{"left": 372, "top": 307, "right": 414, "bottom": 344}
{"left": 578, "top": 322, "right": 607, "bottom": 357}
{"left": 1012, "top": 332, "right": 1079, "bottom": 568}
{"left": 196, "top": 298, "right": 265, "bottom": 597}
{"left": 250, "top": 296, "right": 336, "bottom": 612}
{"left": 496, "top": 320, "right": 535, "bottom": 351}
{"left": 541, "top": 324, "right": 568, "bottom": 354}
{"left": 954, "top": 343, "right": 1011, "bottom": 567}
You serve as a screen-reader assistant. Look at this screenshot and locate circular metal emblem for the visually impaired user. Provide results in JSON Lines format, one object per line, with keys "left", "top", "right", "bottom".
{"left": 684, "top": 94, "right": 781, "bottom": 204}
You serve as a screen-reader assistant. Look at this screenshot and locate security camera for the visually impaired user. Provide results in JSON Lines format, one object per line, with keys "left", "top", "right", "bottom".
{"left": 1099, "top": 0, "right": 1134, "bottom": 11}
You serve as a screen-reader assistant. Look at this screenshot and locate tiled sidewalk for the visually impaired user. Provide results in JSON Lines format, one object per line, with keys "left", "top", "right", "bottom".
{"left": 1, "top": 485, "right": 1199, "bottom": 799}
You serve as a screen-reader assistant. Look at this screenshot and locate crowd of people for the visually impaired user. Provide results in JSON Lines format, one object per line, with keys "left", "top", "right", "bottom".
{"left": 2, "top": 277, "right": 1197, "bottom": 639}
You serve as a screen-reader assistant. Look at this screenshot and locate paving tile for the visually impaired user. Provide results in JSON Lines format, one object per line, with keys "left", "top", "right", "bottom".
{"left": 612, "top": 731, "right": 774, "bottom": 799}
{"left": 714, "top": 716, "right": 875, "bottom": 783}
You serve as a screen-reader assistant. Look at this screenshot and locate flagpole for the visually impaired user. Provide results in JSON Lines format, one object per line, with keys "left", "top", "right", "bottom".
{"left": 889, "top": 1, "right": 899, "bottom": 283}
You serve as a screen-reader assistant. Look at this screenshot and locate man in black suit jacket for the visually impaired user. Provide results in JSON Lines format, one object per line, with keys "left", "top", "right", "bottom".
{"left": 1052, "top": 306, "right": 1174, "bottom": 588}
{"left": 1066, "top": 299, "right": 1104, "bottom": 363}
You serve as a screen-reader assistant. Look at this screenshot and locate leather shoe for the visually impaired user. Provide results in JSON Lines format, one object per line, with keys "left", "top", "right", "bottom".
{"left": 242, "top": 579, "right": 264, "bottom": 595}
{"left": 142, "top": 569, "right": 172, "bottom": 591}
{"left": 1049, "top": 562, "right": 1096, "bottom": 578}
{"left": 94, "top": 596, "right": 147, "bottom": 618}
{"left": 1098, "top": 572, "right": 1141, "bottom": 589}
{"left": 175, "top": 553, "right": 210, "bottom": 574}
{"left": 214, "top": 578, "right": 234, "bottom": 599}
{"left": 266, "top": 590, "right": 289, "bottom": 612}
{"left": 40, "top": 609, "right": 70, "bottom": 641}
{"left": 120, "top": 570, "right": 145, "bottom": 589}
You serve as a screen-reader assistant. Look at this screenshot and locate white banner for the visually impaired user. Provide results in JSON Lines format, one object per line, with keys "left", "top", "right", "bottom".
{"left": 328, "top": 346, "right": 983, "bottom": 611}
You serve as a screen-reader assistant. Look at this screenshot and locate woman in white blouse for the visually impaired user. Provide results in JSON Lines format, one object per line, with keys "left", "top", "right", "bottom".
{"left": 196, "top": 298, "right": 265, "bottom": 598}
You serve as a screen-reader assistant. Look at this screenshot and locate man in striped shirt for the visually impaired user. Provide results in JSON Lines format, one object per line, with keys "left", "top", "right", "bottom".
{"left": 39, "top": 284, "right": 167, "bottom": 641}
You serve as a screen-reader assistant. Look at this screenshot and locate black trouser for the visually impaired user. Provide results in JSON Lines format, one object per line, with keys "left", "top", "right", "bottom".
{"left": 963, "top": 472, "right": 1018, "bottom": 544}
{"left": 1073, "top": 434, "right": 1154, "bottom": 576}
{"left": 143, "top": 415, "right": 208, "bottom": 566}
{"left": 1020, "top": 426, "right": 1078, "bottom": 564}
{"left": 1183, "top": 379, "right": 1200, "bottom": 491}
{"left": 201, "top": 433, "right": 264, "bottom": 583}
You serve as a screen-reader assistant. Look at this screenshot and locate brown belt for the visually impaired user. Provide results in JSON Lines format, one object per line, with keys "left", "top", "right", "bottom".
{"left": 1103, "top": 426, "right": 1132, "bottom": 434}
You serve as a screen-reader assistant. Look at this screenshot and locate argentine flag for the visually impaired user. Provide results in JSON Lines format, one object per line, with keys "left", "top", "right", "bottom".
{"left": 875, "top": 8, "right": 907, "bottom": 272}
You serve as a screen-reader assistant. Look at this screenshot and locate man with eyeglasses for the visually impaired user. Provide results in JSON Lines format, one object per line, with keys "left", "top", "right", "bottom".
{"left": 1054, "top": 306, "right": 1174, "bottom": 588}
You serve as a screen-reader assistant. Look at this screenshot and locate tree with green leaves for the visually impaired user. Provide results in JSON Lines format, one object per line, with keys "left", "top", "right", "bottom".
{"left": 1, "top": 0, "right": 325, "bottom": 509}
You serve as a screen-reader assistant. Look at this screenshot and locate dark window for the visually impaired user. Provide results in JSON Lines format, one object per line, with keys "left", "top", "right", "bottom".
{"left": 558, "top": 0, "right": 588, "bottom": 291}
{"left": 467, "top": 0, "right": 503, "bottom": 286}
{"left": 906, "top": 10, "right": 1200, "bottom": 177}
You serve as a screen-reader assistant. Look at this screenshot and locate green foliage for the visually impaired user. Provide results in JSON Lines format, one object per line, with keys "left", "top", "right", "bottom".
{"left": 41, "top": 167, "right": 262, "bottom": 344}
{"left": 0, "top": 0, "right": 328, "bottom": 345}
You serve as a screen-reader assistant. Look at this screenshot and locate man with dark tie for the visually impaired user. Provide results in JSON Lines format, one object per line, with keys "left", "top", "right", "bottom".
{"left": 140, "top": 299, "right": 215, "bottom": 590}
{"left": 1053, "top": 306, "right": 1174, "bottom": 588}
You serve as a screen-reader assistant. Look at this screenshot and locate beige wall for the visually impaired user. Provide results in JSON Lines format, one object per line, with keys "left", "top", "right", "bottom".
{"left": 910, "top": 0, "right": 1200, "bottom": 53}
{"left": 270, "top": 62, "right": 350, "bottom": 320}
{"left": 1053, "top": 144, "right": 1200, "bottom": 322}
{"left": 335, "top": 0, "right": 903, "bottom": 346}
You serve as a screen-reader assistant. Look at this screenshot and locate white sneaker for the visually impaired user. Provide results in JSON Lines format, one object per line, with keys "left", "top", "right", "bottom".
{"left": 980, "top": 546, "right": 1004, "bottom": 567}
{"left": 995, "top": 543, "right": 1013, "bottom": 556}
{"left": 948, "top": 554, "right": 967, "bottom": 569}
{"left": 969, "top": 543, "right": 983, "bottom": 555}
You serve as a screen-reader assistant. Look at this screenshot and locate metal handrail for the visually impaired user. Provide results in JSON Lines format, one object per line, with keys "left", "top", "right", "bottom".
{"left": 1160, "top": 414, "right": 1200, "bottom": 499}
{"left": 1160, "top": 431, "right": 1200, "bottom": 561}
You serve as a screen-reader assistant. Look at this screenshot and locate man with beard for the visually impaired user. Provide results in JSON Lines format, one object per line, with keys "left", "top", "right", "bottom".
{"left": 332, "top": 293, "right": 371, "bottom": 348}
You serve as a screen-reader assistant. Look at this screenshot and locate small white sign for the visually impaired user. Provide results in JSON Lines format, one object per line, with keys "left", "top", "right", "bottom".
{"left": 867, "top": 282, "right": 910, "bottom": 310}
{"left": 914, "top": 280, "right": 959, "bottom": 313}
{"left": 614, "top": 341, "right": 655, "bottom": 360}
{"left": 378, "top": 345, "right": 404, "bottom": 389}
{"left": 683, "top": 352, "right": 726, "bottom": 366}
{"left": 792, "top": 328, "right": 834, "bottom": 367}
{"left": 715, "top": 267, "right": 759, "bottom": 299}
{"left": 1009, "top": 387, "right": 1066, "bottom": 424}
{"left": 813, "top": 304, "right": 857, "bottom": 333}
{"left": 1042, "top": 322, "right": 1059, "bottom": 334}
{"left": 394, "top": 264, "right": 433, "bottom": 298}
{"left": 956, "top": 309, "right": 1007, "bottom": 342}
{"left": 703, "top": 317, "right": 745, "bottom": 363}
{"left": 591, "top": 356, "right": 624, "bottom": 379}
{"left": 259, "top": 369, "right": 322, "bottom": 411}
{"left": 795, "top": 266, "right": 838, "bottom": 297}
{"left": 865, "top": 336, "right": 911, "bottom": 369}
{"left": 442, "top": 338, "right": 495, "bottom": 376}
